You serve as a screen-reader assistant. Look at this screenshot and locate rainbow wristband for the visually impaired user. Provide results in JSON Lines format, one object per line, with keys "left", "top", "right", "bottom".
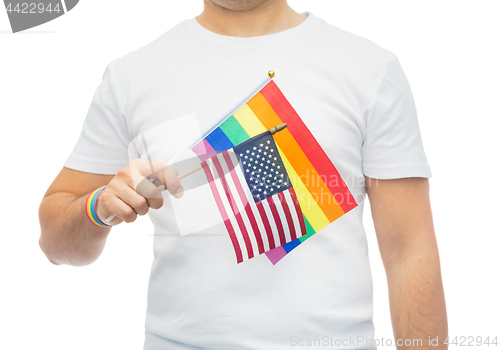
{"left": 85, "top": 186, "right": 109, "bottom": 227}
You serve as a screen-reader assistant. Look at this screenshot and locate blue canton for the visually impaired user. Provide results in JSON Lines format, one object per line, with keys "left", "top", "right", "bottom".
{"left": 233, "top": 132, "right": 291, "bottom": 203}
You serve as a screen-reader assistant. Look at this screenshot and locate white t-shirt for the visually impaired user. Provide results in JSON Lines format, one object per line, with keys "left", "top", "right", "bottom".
{"left": 65, "top": 12, "right": 431, "bottom": 350}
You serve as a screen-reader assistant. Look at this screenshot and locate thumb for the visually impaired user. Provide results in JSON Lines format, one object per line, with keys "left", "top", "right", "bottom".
{"left": 160, "top": 166, "right": 184, "bottom": 199}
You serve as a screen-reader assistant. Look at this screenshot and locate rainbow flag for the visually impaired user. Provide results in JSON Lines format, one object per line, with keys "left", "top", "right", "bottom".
{"left": 192, "top": 79, "right": 358, "bottom": 264}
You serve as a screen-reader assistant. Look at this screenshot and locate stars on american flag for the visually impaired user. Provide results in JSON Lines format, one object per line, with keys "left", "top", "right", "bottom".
{"left": 235, "top": 134, "right": 291, "bottom": 202}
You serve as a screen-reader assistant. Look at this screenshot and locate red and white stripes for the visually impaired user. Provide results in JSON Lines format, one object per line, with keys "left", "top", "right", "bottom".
{"left": 202, "top": 150, "right": 306, "bottom": 263}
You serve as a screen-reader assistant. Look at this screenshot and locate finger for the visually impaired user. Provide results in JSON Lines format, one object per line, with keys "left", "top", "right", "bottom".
{"left": 114, "top": 185, "right": 150, "bottom": 216}
{"left": 107, "top": 197, "right": 138, "bottom": 223}
{"left": 106, "top": 177, "right": 151, "bottom": 215}
{"left": 129, "top": 161, "right": 165, "bottom": 200}
{"left": 135, "top": 177, "right": 164, "bottom": 210}
{"left": 96, "top": 188, "right": 124, "bottom": 226}
{"left": 130, "top": 159, "right": 167, "bottom": 187}
{"left": 161, "top": 166, "right": 184, "bottom": 198}
{"left": 150, "top": 177, "right": 163, "bottom": 188}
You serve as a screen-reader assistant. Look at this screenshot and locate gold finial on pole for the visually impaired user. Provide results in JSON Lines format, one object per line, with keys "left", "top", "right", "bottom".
{"left": 269, "top": 123, "right": 287, "bottom": 135}
{"left": 268, "top": 70, "right": 275, "bottom": 78}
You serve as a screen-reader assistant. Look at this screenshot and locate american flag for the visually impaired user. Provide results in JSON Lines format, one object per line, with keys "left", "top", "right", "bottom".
{"left": 201, "top": 132, "right": 307, "bottom": 263}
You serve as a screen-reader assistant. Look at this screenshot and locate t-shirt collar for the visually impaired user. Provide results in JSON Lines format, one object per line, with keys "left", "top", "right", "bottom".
{"left": 184, "top": 11, "right": 316, "bottom": 47}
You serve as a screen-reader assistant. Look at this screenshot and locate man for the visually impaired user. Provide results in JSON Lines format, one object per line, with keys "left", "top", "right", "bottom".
{"left": 39, "top": 0, "right": 448, "bottom": 349}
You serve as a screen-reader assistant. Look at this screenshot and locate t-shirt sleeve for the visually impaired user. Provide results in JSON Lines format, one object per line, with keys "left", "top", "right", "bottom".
{"left": 362, "top": 53, "right": 432, "bottom": 179}
{"left": 64, "top": 63, "right": 131, "bottom": 175}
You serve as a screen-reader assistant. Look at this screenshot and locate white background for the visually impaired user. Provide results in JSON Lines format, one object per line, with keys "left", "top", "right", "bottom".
{"left": 1, "top": 1, "right": 499, "bottom": 349}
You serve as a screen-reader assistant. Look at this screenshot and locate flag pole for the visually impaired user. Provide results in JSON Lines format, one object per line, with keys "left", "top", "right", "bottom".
{"left": 156, "top": 122, "right": 287, "bottom": 191}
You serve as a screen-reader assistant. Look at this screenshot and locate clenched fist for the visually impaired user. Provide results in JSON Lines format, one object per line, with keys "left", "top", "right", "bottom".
{"left": 96, "top": 159, "right": 183, "bottom": 225}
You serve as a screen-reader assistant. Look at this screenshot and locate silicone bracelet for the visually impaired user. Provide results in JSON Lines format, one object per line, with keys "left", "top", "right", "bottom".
{"left": 85, "top": 186, "right": 109, "bottom": 227}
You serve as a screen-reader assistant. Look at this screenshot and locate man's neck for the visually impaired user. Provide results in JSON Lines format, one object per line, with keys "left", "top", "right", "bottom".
{"left": 196, "top": 0, "right": 307, "bottom": 38}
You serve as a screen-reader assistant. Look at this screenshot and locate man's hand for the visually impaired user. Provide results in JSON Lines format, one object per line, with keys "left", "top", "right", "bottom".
{"left": 96, "top": 160, "right": 184, "bottom": 225}
{"left": 39, "top": 160, "right": 183, "bottom": 266}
